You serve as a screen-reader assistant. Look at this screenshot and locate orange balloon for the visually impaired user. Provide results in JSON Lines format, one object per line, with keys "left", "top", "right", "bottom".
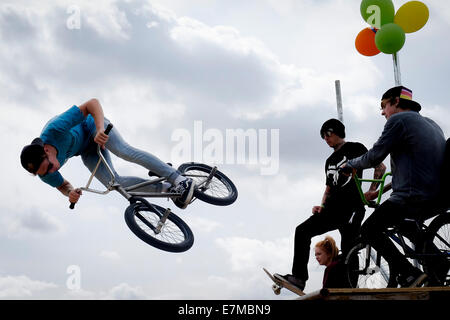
{"left": 355, "top": 28, "right": 380, "bottom": 56}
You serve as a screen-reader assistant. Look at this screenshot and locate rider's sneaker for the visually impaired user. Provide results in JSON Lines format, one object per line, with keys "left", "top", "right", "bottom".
{"left": 396, "top": 268, "right": 428, "bottom": 288}
{"left": 171, "top": 178, "right": 195, "bottom": 209}
{"left": 274, "top": 274, "right": 306, "bottom": 291}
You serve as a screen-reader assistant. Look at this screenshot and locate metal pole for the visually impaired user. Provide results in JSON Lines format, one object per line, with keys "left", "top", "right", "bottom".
{"left": 392, "top": 52, "right": 402, "bottom": 86}
{"left": 335, "top": 80, "right": 344, "bottom": 123}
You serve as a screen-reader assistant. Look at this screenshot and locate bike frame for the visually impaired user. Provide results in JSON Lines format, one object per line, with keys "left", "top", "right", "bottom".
{"left": 352, "top": 171, "right": 421, "bottom": 275}
{"left": 351, "top": 171, "right": 450, "bottom": 278}
{"left": 79, "top": 143, "right": 219, "bottom": 202}
{"left": 79, "top": 144, "right": 183, "bottom": 202}
{"left": 76, "top": 145, "right": 175, "bottom": 233}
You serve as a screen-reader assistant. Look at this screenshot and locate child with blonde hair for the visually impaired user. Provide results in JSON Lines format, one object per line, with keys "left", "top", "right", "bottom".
{"left": 314, "top": 236, "right": 350, "bottom": 288}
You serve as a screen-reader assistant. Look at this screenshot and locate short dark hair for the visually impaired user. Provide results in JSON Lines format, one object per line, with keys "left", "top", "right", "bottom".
{"left": 20, "top": 138, "right": 46, "bottom": 174}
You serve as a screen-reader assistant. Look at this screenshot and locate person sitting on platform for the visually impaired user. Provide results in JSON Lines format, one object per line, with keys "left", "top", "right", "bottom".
{"left": 314, "top": 236, "right": 350, "bottom": 289}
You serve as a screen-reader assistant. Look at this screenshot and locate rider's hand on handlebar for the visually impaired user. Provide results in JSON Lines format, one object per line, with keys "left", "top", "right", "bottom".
{"left": 69, "top": 188, "right": 82, "bottom": 204}
{"left": 338, "top": 164, "right": 354, "bottom": 177}
{"left": 94, "top": 130, "right": 109, "bottom": 150}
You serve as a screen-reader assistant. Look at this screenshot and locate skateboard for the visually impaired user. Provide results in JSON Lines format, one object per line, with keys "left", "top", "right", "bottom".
{"left": 263, "top": 268, "right": 305, "bottom": 296}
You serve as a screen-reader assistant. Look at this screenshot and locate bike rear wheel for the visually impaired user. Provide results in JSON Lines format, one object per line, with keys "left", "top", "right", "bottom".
{"left": 423, "top": 210, "right": 450, "bottom": 286}
{"left": 178, "top": 162, "right": 238, "bottom": 206}
{"left": 345, "top": 242, "right": 396, "bottom": 288}
{"left": 124, "top": 199, "right": 194, "bottom": 253}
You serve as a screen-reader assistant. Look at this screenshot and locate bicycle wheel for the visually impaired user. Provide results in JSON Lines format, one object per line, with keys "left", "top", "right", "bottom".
{"left": 345, "top": 242, "right": 396, "bottom": 288}
{"left": 124, "top": 199, "right": 194, "bottom": 253}
{"left": 423, "top": 211, "right": 450, "bottom": 286}
{"left": 178, "top": 162, "right": 238, "bottom": 206}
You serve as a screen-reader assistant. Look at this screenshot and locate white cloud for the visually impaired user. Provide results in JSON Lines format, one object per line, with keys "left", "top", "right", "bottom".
{"left": 0, "top": 275, "right": 57, "bottom": 298}
{"left": 237, "top": 173, "right": 323, "bottom": 215}
{"left": 102, "top": 81, "right": 187, "bottom": 132}
{"left": 345, "top": 93, "right": 380, "bottom": 122}
{"left": 430, "top": 1, "right": 450, "bottom": 26}
{"left": 216, "top": 236, "right": 292, "bottom": 273}
{"left": 186, "top": 216, "right": 221, "bottom": 233}
{"left": 64, "top": 288, "right": 98, "bottom": 300}
{"left": 184, "top": 273, "right": 278, "bottom": 299}
{"left": 99, "top": 250, "right": 121, "bottom": 261}
{"left": 64, "top": 282, "right": 149, "bottom": 300}
{"left": 421, "top": 104, "right": 450, "bottom": 137}
{"left": 102, "top": 283, "right": 148, "bottom": 300}
{"left": 82, "top": 1, "right": 132, "bottom": 40}
{"left": 0, "top": 207, "right": 65, "bottom": 238}
{"left": 1, "top": 0, "right": 448, "bottom": 300}
{"left": 170, "top": 17, "right": 274, "bottom": 60}
{"left": 0, "top": 0, "right": 384, "bottom": 129}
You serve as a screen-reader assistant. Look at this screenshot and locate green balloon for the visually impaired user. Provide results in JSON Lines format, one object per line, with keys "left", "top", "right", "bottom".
{"left": 375, "top": 23, "right": 406, "bottom": 54}
{"left": 360, "top": 0, "right": 395, "bottom": 28}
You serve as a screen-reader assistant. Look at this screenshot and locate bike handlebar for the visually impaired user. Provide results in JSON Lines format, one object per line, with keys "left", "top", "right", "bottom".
{"left": 353, "top": 171, "right": 392, "bottom": 208}
{"left": 104, "top": 123, "right": 113, "bottom": 135}
{"left": 70, "top": 123, "right": 113, "bottom": 209}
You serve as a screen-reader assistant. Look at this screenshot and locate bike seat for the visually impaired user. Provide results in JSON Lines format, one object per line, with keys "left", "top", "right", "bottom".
{"left": 148, "top": 163, "right": 172, "bottom": 177}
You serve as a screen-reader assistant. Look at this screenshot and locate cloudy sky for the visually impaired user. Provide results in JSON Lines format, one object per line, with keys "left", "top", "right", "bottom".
{"left": 1, "top": 0, "right": 449, "bottom": 299}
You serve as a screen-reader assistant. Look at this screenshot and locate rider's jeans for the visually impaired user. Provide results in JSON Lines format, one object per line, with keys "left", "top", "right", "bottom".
{"left": 360, "top": 200, "right": 430, "bottom": 276}
{"left": 80, "top": 119, "right": 180, "bottom": 192}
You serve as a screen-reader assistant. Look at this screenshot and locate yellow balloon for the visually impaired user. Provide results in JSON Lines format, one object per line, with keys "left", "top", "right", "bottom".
{"left": 394, "top": 1, "right": 429, "bottom": 33}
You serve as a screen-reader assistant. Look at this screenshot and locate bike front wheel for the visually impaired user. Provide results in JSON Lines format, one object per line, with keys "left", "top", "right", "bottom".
{"left": 178, "top": 162, "right": 238, "bottom": 206}
{"left": 124, "top": 199, "right": 194, "bottom": 253}
{"left": 345, "top": 242, "right": 396, "bottom": 288}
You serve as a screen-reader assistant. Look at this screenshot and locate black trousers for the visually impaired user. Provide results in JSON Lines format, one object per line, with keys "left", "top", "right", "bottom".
{"left": 360, "top": 199, "right": 434, "bottom": 276}
{"left": 292, "top": 205, "right": 365, "bottom": 281}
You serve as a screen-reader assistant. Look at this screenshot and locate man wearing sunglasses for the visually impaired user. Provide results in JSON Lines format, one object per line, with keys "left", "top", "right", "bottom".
{"left": 20, "top": 99, "right": 195, "bottom": 209}
{"left": 276, "top": 118, "right": 386, "bottom": 291}
{"left": 343, "top": 86, "right": 446, "bottom": 287}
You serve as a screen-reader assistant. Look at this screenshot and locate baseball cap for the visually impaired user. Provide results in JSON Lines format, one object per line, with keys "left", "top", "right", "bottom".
{"left": 381, "top": 86, "right": 421, "bottom": 112}
{"left": 20, "top": 138, "right": 46, "bottom": 174}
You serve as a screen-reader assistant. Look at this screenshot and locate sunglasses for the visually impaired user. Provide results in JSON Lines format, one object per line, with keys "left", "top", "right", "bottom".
{"left": 321, "top": 130, "right": 333, "bottom": 139}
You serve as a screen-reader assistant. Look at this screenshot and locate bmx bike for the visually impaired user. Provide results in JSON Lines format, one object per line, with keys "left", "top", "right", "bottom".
{"left": 70, "top": 124, "right": 238, "bottom": 253}
{"left": 343, "top": 170, "right": 450, "bottom": 288}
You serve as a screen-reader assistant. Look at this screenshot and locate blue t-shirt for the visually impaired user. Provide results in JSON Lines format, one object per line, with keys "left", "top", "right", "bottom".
{"left": 39, "top": 106, "right": 96, "bottom": 187}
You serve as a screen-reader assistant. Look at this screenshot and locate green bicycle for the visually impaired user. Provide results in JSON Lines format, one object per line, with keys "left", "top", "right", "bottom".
{"left": 344, "top": 170, "right": 450, "bottom": 288}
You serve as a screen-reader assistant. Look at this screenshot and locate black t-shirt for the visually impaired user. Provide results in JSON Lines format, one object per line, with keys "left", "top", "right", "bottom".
{"left": 324, "top": 142, "right": 368, "bottom": 208}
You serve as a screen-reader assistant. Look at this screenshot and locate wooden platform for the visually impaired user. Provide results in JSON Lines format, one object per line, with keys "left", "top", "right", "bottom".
{"left": 297, "top": 287, "right": 450, "bottom": 300}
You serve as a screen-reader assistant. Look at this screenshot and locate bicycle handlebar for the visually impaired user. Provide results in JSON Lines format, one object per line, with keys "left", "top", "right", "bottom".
{"left": 104, "top": 123, "right": 113, "bottom": 135}
{"left": 353, "top": 171, "right": 392, "bottom": 208}
{"left": 70, "top": 123, "right": 113, "bottom": 210}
